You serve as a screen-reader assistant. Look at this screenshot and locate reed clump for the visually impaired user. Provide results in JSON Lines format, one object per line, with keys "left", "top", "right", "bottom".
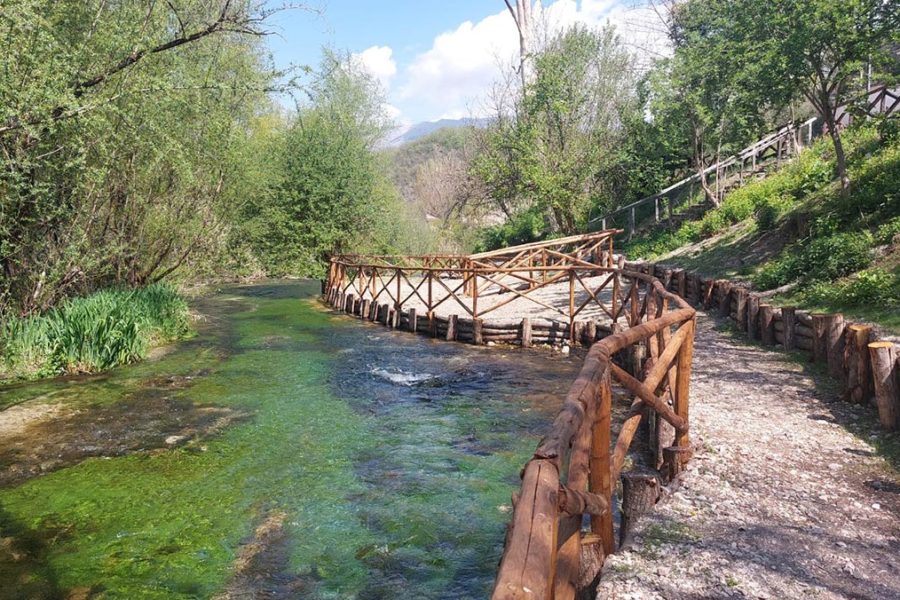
{"left": 1, "top": 283, "right": 190, "bottom": 381}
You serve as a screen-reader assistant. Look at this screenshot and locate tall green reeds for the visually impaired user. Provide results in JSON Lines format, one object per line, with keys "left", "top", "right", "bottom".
{"left": 0, "top": 283, "right": 190, "bottom": 381}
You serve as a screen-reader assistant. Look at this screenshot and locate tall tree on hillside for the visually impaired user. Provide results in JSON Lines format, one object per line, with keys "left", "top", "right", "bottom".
{"left": 668, "top": 0, "right": 900, "bottom": 192}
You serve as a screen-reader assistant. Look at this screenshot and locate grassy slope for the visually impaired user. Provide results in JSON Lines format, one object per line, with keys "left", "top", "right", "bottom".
{"left": 620, "top": 125, "right": 900, "bottom": 333}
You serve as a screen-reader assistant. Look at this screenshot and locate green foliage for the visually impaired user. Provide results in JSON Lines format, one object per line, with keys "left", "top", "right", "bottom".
{"left": 0, "top": 283, "right": 189, "bottom": 381}
{"left": 473, "top": 24, "right": 637, "bottom": 237}
{"left": 238, "top": 51, "right": 422, "bottom": 277}
{"left": 803, "top": 268, "right": 900, "bottom": 307}
{"left": 877, "top": 217, "right": 900, "bottom": 245}
{"left": 0, "top": 1, "right": 280, "bottom": 315}
{"left": 752, "top": 232, "right": 874, "bottom": 289}
{"left": 476, "top": 208, "right": 548, "bottom": 252}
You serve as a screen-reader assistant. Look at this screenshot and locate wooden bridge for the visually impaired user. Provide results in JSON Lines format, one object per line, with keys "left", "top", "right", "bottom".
{"left": 324, "top": 233, "right": 699, "bottom": 598}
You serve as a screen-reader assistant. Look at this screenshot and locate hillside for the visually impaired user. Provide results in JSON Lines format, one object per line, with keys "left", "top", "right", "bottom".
{"left": 621, "top": 124, "right": 900, "bottom": 332}
{"left": 389, "top": 117, "right": 490, "bottom": 146}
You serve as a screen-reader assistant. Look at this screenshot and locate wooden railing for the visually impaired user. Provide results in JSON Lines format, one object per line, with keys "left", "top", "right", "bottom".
{"left": 491, "top": 270, "right": 696, "bottom": 600}
{"left": 325, "top": 232, "right": 629, "bottom": 342}
{"left": 591, "top": 84, "right": 900, "bottom": 238}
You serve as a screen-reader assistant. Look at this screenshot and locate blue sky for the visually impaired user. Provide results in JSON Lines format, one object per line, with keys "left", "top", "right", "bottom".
{"left": 263, "top": 1, "right": 662, "bottom": 126}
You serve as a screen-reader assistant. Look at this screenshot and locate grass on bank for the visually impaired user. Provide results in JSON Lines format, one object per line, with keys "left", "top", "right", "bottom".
{"left": 620, "top": 123, "right": 900, "bottom": 332}
{"left": 0, "top": 283, "right": 191, "bottom": 382}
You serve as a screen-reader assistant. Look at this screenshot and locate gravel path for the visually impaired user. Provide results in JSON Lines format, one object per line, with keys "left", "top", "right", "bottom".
{"left": 597, "top": 313, "right": 900, "bottom": 600}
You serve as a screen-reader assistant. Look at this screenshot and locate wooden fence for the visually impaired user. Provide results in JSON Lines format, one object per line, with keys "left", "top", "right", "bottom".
{"left": 627, "top": 260, "right": 900, "bottom": 432}
{"left": 492, "top": 269, "right": 697, "bottom": 599}
{"left": 325, "top": 232, "right": 634, "bottom": 344}
{"left": 591, "top": 84, "right": 900, "bottom": 238}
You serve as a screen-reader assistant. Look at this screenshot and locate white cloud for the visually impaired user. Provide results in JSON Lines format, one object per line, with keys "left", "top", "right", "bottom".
{"left": 395, "top": 1, "right": 669, "bottom": 123}
{"left": 352, "top": 45, "right": 397, "bottom": 91}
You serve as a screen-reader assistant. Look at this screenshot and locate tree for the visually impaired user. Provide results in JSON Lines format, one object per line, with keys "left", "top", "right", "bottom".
{"left": 658, "top": 0, "right": 789, "bottom": 206}
{"left": 474, "top": 24, "right": 637, "bottom": 237}
{"left": 239, "top": 50, "right": 417, "bottom": 276}
{"left": 0, "top": 0, "right": 289, "bottom": 315}
{"left": 666, "top": 0, "right": 900, "bottom": 192}
{"left": 504, "top": 1, "right": 537, "bottom": 89}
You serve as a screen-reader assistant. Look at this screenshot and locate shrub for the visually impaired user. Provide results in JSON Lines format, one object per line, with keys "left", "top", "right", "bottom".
{"left": 794, "top": 231, "right": 874, "bottom": 282}
{"left": 755, "top": 194, "right": 794, "bottom": 230}
{"left": 0, "top": 283, "right": 190, "bottom": 381}
{"left": 804, "top": 268, "right": 900, "bottom": 307}
{"left": 699, "top": 210, "right": 728, "bottom": 236}
{"left": 752, "top": 256, "right": 797, "bottom": 289}
{"left": 751, "top": 231, "right": 874, "bottom": 290}
{"left": 876, "top": 216, "right": 900, "bottom": 245}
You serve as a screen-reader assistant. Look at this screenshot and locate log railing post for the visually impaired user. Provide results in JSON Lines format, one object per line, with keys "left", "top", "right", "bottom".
{"left": 869, "top": 342, "right": 898, "bottom": 430}
{"left": 569, "top": 270, "right": 576, "bottom": 342}
{"left": 782, "top": 306, "right": 796, "bottom": 351}
{"left": 472, "top": 271, "right": 479, "bottom": 319}
{"left": 674, "top": 318, "right": 694, "bottom": 451}
{"left": 590, "top": 370, "right": 615, "bottom": 556}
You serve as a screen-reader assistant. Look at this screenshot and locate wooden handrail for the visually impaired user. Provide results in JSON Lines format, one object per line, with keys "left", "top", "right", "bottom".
{"left": 492, "top": 270, "right": 696, "bottom": 600}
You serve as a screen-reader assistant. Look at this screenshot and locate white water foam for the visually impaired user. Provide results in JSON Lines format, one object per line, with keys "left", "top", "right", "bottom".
{"left": 370, "top": 367, "right": 438, "bottom": 387}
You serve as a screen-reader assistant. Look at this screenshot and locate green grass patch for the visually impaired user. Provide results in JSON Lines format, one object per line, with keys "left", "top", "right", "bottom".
{"left": 0, "top": 283, "right": 191, "bottom": 382}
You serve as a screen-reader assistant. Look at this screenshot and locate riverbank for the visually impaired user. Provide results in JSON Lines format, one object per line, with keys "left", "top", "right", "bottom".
{"left": 0, "top": 283, "right": 191, "bottom": 384}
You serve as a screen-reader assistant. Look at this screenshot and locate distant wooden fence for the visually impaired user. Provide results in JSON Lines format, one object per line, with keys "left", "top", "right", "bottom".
{"left": 628, "top": 260, "right": 900, "bottom": 432}
{"left": 492, "top": 270, "right": 697, "bottom": 599}
{"left": 325, "top": 232, "right": 639, "bottom": 344}
{"left": 592, "top": 84, "right": 900, "bottom": 238}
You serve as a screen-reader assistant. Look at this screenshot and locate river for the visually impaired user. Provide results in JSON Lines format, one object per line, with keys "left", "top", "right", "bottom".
{"left": 0, "top": 281, "right": 580, "bottom": 599}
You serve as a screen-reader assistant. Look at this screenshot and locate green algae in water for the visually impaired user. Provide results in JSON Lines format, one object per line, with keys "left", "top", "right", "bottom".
{"left": 0, "top": 282, "right": 576, "bottom": 599}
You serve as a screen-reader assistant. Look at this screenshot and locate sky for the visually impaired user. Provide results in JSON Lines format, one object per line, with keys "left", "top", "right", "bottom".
{"left": 263, "top": 1, "right": 667, "bottom": 128}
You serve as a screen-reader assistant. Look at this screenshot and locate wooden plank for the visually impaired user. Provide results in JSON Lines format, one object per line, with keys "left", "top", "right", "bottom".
{"left": 492, "top": 460, "right": 560, "bottom": 600}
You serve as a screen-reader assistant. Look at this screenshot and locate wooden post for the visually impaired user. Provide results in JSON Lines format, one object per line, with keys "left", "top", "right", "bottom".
{"left": 674, "top": 269, "right": 686, "bottom": 299}
{"left": 844, "top": 325, "right": 872, "bottom": 404}
{"left": 590, "top": 373, "right": 615, "bottom": 556}
{"left": 718, "top": 281, "right": 732, "bottom": 318}
{"left": 446, "top": 314, "right": 458, "bottom": 341}
{"left": 394, "top": 268, "right": 401, "bottom": 325}
{"left": 747, "top": 295, "right": 760, "bottom": 340}
{"left": 427, "top": 271, "right": 433, "bottom": 315}
{"left": 674, "top": 318, "right": 694, "bottom": 450}
{"left": 781, "top": 306, "right": 796, "bottom": 351}
{"left": 811, "top": 314, "right": 829, "bottom": 363}
{"left": 472, "top": 271, "right": 479, "bottom": 319}
{"left": 662, "top": 446, "right": 691, "bottom": 483}
{"left": 759, "top": 304, "right": 775, "bottom": 346}
{"left": 521, "top": 317, "right": 532, "bottom": 348}
{"left": 824, "top": 314, "right": 845, "bottom": 380}
{"left": 619, "top": 472, "right": 660, "bottom": 549}
{"left": 473, "top": 318, "right": 483, "bottom": 345}
{"left": 869, "top": 342, "right": 898, "bottom": 429}
{"left": 585, "top": 320, "right": 597, "bottom": 345}
{"left": 408, "top": 307, "right": 417, "bottom": 333}
{"left": 569, "top": 270, "right": 576, "bottom": 340}
{"left": 735, "top": 288, "right": 748, "bottom": 331}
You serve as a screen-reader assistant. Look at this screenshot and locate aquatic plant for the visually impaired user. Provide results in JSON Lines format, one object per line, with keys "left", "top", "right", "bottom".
{"left": 0, "top": 283, "right": 190, "bottom": 381}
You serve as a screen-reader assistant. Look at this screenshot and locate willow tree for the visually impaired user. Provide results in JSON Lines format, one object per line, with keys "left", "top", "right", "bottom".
{"left": 0, "top": 1, "right": 292, "bottom": 315}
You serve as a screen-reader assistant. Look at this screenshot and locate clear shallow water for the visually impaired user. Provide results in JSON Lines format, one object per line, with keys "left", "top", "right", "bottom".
{"left": 0, "top": 281, "right": 580, "bottom": 599}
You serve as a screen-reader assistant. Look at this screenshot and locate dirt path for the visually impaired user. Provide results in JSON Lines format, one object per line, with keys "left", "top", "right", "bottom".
{"left": 597, "top": 314, "right": 900, "bottom": 600}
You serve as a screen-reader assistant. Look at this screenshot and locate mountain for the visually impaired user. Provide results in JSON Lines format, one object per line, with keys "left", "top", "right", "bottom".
{"left": 389, "top": 117, "right": 490, "bottom": 146}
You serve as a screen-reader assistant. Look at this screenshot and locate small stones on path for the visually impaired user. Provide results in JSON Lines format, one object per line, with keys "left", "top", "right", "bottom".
{"left": 596, "top": 314, "right": 900, "bottom": 600}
